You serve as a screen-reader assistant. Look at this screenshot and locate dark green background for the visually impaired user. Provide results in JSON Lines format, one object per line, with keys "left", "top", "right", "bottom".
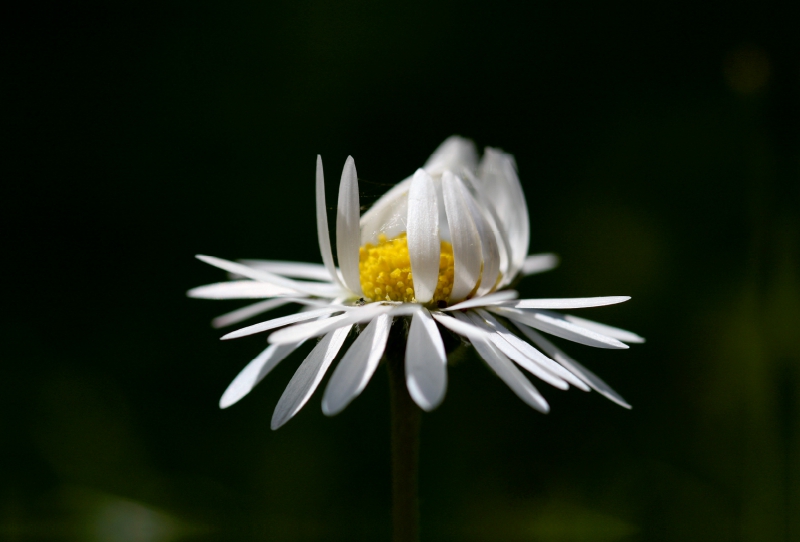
{"left": 5, "top": 1, "right": 799, "bottom": 540}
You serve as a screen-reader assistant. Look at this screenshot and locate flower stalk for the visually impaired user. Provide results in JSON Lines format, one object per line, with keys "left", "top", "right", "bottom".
{"left": 387, "top": 347, "right": 421, "bottom": 542}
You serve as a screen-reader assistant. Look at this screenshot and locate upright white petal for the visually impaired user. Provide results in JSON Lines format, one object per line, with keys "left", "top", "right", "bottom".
{"left": 271, "top": 325, "right": 353, "bottom": 429}
{"left": 490, "top": 307, "right": 629, "bottom": 349}
{"left": 336, "top": 156, "right": 363, "bottom": 295}
{"left": 477, "top": 149, "right": 529, "bottom": 282}
{"left": 512, "top": 322, "right": 631, "bottom": 409}
{"left": 461, "top": 170, "right": 512, "bottom": 280}
{"left": 423, "top": 136, "right": 478, "bottom": 176}
{"left": 187, "top": 280, "right": 296, "bottom": 299}
{"left": 441, "top": 171, "right": 482, "bottom": 302}
{"left": 268, "top": 303, "right": 393, "bottom": 345}
{"left": 407, "top": 169, "right": 440, "bottom": 303}
{"left": 506, "top": 296, "right": 631, "bottom": 309}
{"left": 359, "top": 176, "right": 411, "bottom": 245}
{"left": 212, "top": 298, "right": 294, "bottom": 328}
{"left": 219, "top": 341, "right": 305, "bottom": 408}
{"left": 321, "top": 313, "right": 393, "bottom": 416}
{"left": 405, "top": 308, "right": 447, "bottom": 411}
{"left": 460, "top": 181, "right": 500, "bottom": 296}
{"left": 235, "top": 260, "right": 334, "bottom": 282}
{"left": 563, "top": 314, "right": 646, "bottom": 343}
{"left": 451, "top": 312, "right": 549, "bottom": 413}
{"left": 220, "top": 307, "right": 344, "bottom": 340}
{"left": 315, "top": 156, "right": 346, "bottom": 288}
{"left": 196, "top": 255, "right": 342, "bottom": 298}
{"left": 521, "top": 254, "right": 559, "bottom": 276}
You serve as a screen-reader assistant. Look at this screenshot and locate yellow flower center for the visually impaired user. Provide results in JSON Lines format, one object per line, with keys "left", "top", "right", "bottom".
{"left": 359, "top": 233, "right": 455, "bottom": 305}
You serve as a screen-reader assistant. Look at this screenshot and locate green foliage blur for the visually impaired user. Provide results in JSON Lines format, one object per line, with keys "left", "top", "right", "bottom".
{"left": 4, "top": 1, "right": 798, "bottom": 540}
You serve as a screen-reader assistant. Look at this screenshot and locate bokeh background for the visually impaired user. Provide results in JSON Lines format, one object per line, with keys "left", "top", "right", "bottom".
{"left": 5, "top": 1, "right": 799, "bottom": 540}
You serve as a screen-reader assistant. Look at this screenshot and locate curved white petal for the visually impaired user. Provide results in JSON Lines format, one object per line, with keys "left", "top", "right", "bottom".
{"left": 233, "top": 260, "right": 334, "bottom": 282}
{"left": 465, "top": 312, "right": 568, "bottom": 390}
{"left": 359, "top": 176, "right": 411, "bottom": 245}
{"left": 443, "top": 290, "right": 518, "bottom": 312}
{"left": 187, "top": 280, "right": 296, "bottom": 299}
{"left": 336, "top": 156, "right": 363, "bottom": 295}
{"left": 359, "top": 181, "right": 410, "bottom": 245}
{"left": 441, "top": 171, "right": 482, "bottom": 302}
{"left": 196, "top": 255, "right": 342, "bottom": 298}
{"left": 521, "top": 254, "right": 559, "bottom": 276}
{"left": 490, "top": 307, "right": 628, "bottom": 349}
{"left": 220, "top": 307, "right": 344, "bottom": 340}
{"left": 564, "top": 314, "right": 646, "bottom": 343}
{"left": 407, "top": 169, "right": 440, "bottom": 303}
{"left": 315, "top": 156, "right": 346, "bottom": 288}
{"left": 271, "top": 325, "right": 353, "bottom": 429}
{"left": 474, "top": 309, "right": 589, "bottom": 391}
{"left": 268, "top": 303, "right": 393, "bottom": 345}
{"left": 321, "top": 313, "right": 392, "bottom": 416}
{"left": 512, "top": 322, "right": 631, "bottom": 408}
{"left": 477, "top": 149, "right": 529, "bottom": 281}
{"left": 219, "top": 341, "right": 305, "bottom": 408}
{"left": 405, "top": 308, "right": 447, "bottom": 411}
{"left": 212, "top": 298, "right": 294, "bottom": 328}
{"left": 460, "top": 180, "right": 500, "bottom": 296}
{"left": 423, "top": 136, "right": 478, "bottom": 176}
{"left": 506, "top": 296, "right": 631, "bottom": 310}
{"left": 461, "top": 170, "right": 512, "bottom": 280}
{"left": 451, "top": 312, "right": 549, "bottom": 413}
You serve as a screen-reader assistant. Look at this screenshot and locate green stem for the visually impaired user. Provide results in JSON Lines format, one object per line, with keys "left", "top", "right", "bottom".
{"left": 387, "top": 352, "right": 421, "bottom": 542}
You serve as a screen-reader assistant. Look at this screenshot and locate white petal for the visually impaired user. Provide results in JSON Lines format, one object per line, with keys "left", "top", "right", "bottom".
{"left": 564, "top": 314, "right": 646, "bottom": 344}
{"left": 506, "top": 296, "right": 631, "bottom": 309}
{"left": 521, "top": 254, "right": 559, "bottom": 276}
{"left": 451, "top": 312, "right": 549, "bottom": 413}
{"left": 196, "top": 255, "right": 342, "bottom": 298}
{"left": 431, "top": 311, "right": 493, "bottom": 341}
{"left": 219, "top": 341, "right": 305, "bottom": 408}
{"left": 268, "top": 303, "right": 393, "bottom": 345}
{"left": 443, "top": 290, "right": 519, "bottom": 311}
{"left": 465, "top": 312, "right": 568, "bottom": 390}
{"left": 406, "top": 169, "right": 440, "bottom": 303}
{"left": 441, "top": 171, "right": 482, "bottom": 302}
{"left": 336, "top": 156, "right": 363, "bottom": 295}
{"left": 359, "top": 177, "right": 411, "bottom": 245}
{"left": 314, "top": 156, "right": 346, "bottom": 288}
{"left": 461, "top": 170, "right": 512, "bottom": 280}
{"left": 220, "top": 307, "right": 344, "bottom": 340}
{"left": 477, "top": 149, "right": 529, "bottom": 280}
{"left": 321, "top": 313, "right": 392, "bottom": 416}
{"left": 212, "top": 297, "right": 340, "bottom": 328}
{"left": 271, "top": 325, "right": 353, "bottom": 429}
{"left": 232, "top": 260, "right": 334, "bottom": 282}
{"left": 512, "top": 322, "right": 631, "bottom": 408}
{"left": 188, "top": 280, "right": 297, "bottom": 299}
{"left": 423, "top": 136, "right": 478, "bottom": 176}
{"left": 460, "top": 181, "right": 500, "bottom": 296}
{"left": 212, "top": 298, "right": 294, "bottom": 328}
{"left": 474, "top": 309, "right": 590, "bottom": 391}
{"left": 405, "top": 308, "right": 447, "bottom": 411}
{"left": 490, "top": 307, "right": 628, "bottom": 349}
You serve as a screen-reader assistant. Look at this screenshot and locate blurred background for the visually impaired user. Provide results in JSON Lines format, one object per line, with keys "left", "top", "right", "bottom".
{"left": 4, "top": 1, "right": 799, "bottom": 540}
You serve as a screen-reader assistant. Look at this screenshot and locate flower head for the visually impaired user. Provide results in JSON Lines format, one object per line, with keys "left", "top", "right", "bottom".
{"left": 190, "top": 136, "right": 644, "bottom": 429}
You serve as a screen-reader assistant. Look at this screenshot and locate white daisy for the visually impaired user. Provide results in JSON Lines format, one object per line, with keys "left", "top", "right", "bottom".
{"left": 189, "top": 136, "right": 644, "bottom": 430}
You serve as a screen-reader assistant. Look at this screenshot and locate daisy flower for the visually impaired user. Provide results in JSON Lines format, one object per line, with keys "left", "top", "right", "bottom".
{"left": 189, "top": 136, "right": 643, "bottom": 430}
